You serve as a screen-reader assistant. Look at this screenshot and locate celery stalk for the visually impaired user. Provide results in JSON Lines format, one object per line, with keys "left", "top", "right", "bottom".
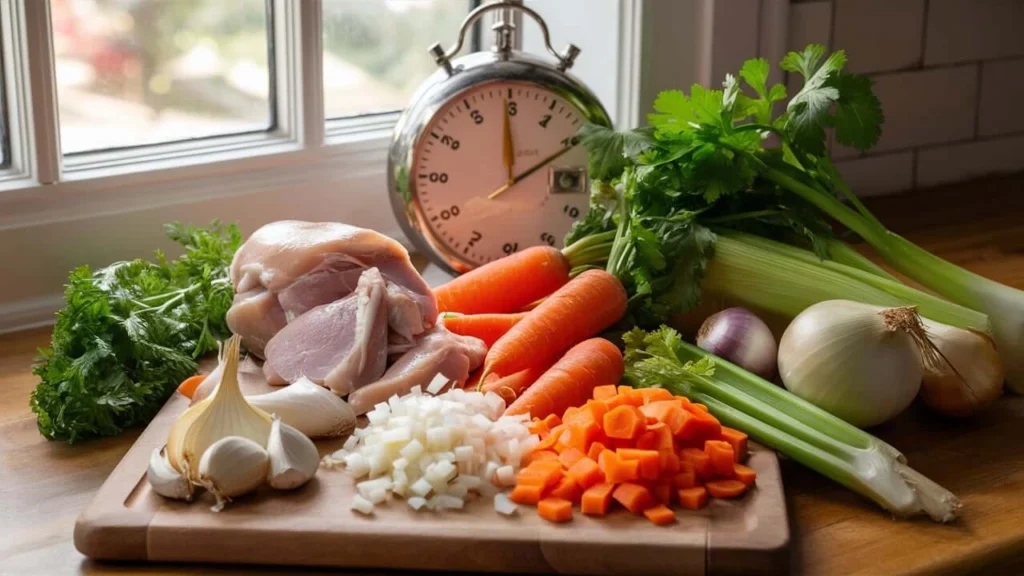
{"left": 763, "top": 164, "right": 1024, "bottom": 393}
{"left": 824, "top": 238, "right": 897, "bottom": 281}
{"left": 705, "top": 235, "right": 991, "bottom": 331}
{"left": 624, "top": 328, "right": 961, "bottom": 522}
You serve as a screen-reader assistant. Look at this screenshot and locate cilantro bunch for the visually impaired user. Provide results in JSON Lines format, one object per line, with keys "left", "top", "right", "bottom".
{"left": 562, "top": 44, "right": 883, "bottom": 324}
{"left": 30, "top": 222, "right": 241, "bottom": 443}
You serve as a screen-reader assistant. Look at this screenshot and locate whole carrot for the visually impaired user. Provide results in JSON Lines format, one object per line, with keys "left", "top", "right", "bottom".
{"left": 505, "top": 338, "right": 624, "bottom": 418}
{"left": 434, "top": 246, "right": 569, "bottom": 314}
{"left": 481, "top": 366, "right": 546, "bottom": 405}
{"left": 442, "top": 312, "right": 528, "bottom": 348}
{"left": 482, "top": 269, "right": 627, "bottom": 380}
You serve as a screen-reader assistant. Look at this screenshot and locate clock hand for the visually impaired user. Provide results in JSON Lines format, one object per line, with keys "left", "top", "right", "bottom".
{"left": 486, "top": 143, "right": 576, "bottom": 200}
{"left": 502, "top": 98, "right": 514, "bottom": 184}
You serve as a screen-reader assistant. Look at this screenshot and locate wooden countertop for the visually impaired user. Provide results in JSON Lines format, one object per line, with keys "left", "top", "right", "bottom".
{"left": 3, "top": 175, "right": 1024, "bottom": 575}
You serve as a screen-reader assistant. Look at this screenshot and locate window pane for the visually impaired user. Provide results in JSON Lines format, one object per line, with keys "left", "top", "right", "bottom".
{"left": 0, "top": 24, "right": 9, "bottom": 168}
{"left": 52, "top": 0, "right": 272, "bottom": 155}
{"left": 323, "top": 0, "right": 471, "bottom": 119}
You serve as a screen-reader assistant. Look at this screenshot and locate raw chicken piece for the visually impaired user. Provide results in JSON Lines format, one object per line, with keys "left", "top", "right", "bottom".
{"left": 263, "top": 268, "right": 389, "bottom": 394}
{"left": 348, "top": 324, "right": 487, "bottom": 415}
{"left": 227, "top": 221, "right": 437, "bottom": 356}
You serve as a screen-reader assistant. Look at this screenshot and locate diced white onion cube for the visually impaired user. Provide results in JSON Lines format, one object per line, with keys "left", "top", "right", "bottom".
{"left": 351, "top": 495, "right": 375, "bottom": 515}
{"left": 494, "top": 493, "right": 518, "bottom": 516}
{"left": 410, "top": 478, "right": 433, "bottom": 497}
{"left": 426, "top": 373, "right": 450, "bottom": 395}
{"left": 495, "top": 465, "right": 515, "bottom": 487}
{"left": 408, "top": 496, "right": 427, "bottom": 511}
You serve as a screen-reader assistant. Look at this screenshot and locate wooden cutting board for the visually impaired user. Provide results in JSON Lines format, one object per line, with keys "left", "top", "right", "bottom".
{"left": 74, "top": 393, "right": 790, "bottom": 575}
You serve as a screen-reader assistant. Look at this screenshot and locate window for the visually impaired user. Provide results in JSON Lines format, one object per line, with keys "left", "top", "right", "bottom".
{"left": 322, "top": 0, "right": 474, "bottom": 119}
{"left": 51, "top": 0, "right": 273, "bottom": 154}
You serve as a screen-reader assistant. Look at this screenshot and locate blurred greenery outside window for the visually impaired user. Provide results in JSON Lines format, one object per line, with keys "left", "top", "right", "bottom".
{"left": 322, "top": 0, "right": 476, "bottom": 119}
{"left": 51, "top": 0, "right": 476, "bottom": 156}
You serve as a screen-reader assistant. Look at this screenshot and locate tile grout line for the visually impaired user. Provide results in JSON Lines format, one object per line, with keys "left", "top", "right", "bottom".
{"left": 833, "top": 129, "right": 1024, "bottom": 164}
{"left": 918, "top": 0, "right": 930, "bottom": 68}
{"left": 973, "top": 62, "right": 984, "bottom": 139}
{"left": 910, "top": 148, "right": 919, "bottom": 190}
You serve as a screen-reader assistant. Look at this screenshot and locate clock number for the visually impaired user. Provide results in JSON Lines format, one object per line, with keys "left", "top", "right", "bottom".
{"left": 468, "top": 230, "right": 483, "bottom": 247}
{"left": 563, "top": 205, "right": 580, "bottom": 219}
{"left": 560, "top": 135, "right": 581, "bottom": 148}
{"left": 428, "top": 172, "right": 448, "bottom": 183}
{"left": 440, "top": 134, "right": 460, "bottom": 150}
{"left": 470, "top": 109, "right": 484, "bottom": 124}
{"left": 540, "top": 232, "right": 557, "bottom": 246}
{"left": 502, "top": 242, "right": 519, "bottom": 255}
{"left": 440, "top": 205, "right": 460, "bottom": 220}
{"left": 507, "top": 101, "right": 518, "bottom": 116}
{"left": 538, "top": 114, "right": 552, "bottom": 128}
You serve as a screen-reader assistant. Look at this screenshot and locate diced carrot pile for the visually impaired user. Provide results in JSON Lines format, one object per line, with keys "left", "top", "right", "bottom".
{"left": 511, "top": 385, "right": 757, "bottom": 525}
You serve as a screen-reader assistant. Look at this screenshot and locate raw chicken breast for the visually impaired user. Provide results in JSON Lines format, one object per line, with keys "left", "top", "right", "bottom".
{"left": 348, "top": 324, "right": 487, "bottom": 415}
{"left": 227, "top": 221, "right": 437, "bottom": 356}
{"left": 263, "top": 268, "right": 389, "bottom": 394}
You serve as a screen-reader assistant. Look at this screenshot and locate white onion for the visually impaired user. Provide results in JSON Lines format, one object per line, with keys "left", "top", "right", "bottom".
{"left": 697, "top": 307, "right": 778, "bottom": 378}
{"left": 324, "top": 388, "right": 536, "bottom": 514}
{"left": 919, "top": 320, "right": 1004, "bottom": 418}
{"left": 778, "top": 300, "right": 932, "bottom": 428}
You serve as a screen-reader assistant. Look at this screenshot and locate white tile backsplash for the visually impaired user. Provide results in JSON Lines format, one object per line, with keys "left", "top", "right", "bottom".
{"left": 835, "top": 152, "right": 916, "bottom": 197}
{"left": 834, "top": 0, "right": 925, "bottom": 74}
{"left": 916, "top": 135, "right": 1024, "bottom": 188}
{"left": 925, "top": 0, "right": 1024, "bottom": 65}
{"left": 978, "top": 58, "right": 1024, "bottom": 138}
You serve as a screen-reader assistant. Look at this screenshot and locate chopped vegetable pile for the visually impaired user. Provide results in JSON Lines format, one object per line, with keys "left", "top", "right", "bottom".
{"left": 510, "top": 384, "right": 755, "bottom": 524}
{"left": 31, "top": 222, "right": 241, "bottom": 443}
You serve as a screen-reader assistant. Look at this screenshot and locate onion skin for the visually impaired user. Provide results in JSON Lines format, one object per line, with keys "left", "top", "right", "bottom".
{"left": 697, "top": 307, "right": 778, "bottom": 379}
{"left": 920, "top": 322, "right": 1004, "bottom": 418}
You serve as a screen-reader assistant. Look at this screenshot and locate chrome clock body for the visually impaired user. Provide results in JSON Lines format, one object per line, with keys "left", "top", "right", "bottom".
{"left": 387, "top": 2, "right": 611, "bottom": 275}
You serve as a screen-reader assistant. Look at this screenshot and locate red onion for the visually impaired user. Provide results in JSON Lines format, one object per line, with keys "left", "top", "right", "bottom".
{"left": 696, "top": 307, "right": 777, "bottom": 379}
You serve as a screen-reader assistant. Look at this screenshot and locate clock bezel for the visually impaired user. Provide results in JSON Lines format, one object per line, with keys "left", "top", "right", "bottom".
{"left": 388, "top": 50, "right": 612, "bottom": 275}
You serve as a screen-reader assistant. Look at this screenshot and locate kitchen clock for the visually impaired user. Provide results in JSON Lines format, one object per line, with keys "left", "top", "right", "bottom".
{"left": 388, "top": 0, "right": 612, "bottom": 274}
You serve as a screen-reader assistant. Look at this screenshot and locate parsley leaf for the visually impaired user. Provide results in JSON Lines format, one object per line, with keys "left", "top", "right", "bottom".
{"left": 830, "top": 72, "right": 883, "bottom": 151}
{"left": 782, "top": 45, "right": 848, "bottom": 155}
{"left": 30, "top": 222, "right": 240, "bottom": 443}
{"left": 578, "top": 123, "right": 656, "bottom": 181}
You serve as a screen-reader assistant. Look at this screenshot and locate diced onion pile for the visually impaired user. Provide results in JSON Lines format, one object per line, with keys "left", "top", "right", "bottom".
{"left": 324, "top": 386, "right": 539, "bottom": 514}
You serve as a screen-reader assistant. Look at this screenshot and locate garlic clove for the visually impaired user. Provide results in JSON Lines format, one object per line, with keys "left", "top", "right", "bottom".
{"left": 147, "top": 446, "right": 194, "bottom": 501}
{"left": 267, "top": 416, "right": 320, "bottom": 490}
{"left": 166, "top": 335, "right": 273, "bottom": 480}
{"left": 247, "top": 377, "right": 356, "bottom": 439}
{"left": 197, "top": 436, "right": 269, "bottom": 512}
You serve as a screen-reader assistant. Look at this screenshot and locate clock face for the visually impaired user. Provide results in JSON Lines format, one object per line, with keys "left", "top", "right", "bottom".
{"left": 411, "top": 80, "right": 590, "bottom": 269}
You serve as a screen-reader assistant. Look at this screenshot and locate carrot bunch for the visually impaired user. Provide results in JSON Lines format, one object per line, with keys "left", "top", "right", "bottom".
{"left": 509, "top": 385, "right": 757, "bottom": 524}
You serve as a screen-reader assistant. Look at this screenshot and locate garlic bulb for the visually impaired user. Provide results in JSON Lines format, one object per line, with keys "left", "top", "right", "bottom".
{"left": 266, "top": 416, "right": 320, "bottom": 490}
{"left": 197, "top": 436, "right": 269, "bottom": 512}
{"left": 147, "top": 447, "right": 193, "bottom": 501}
{"left": 248, "top": 377, "right": 356, "bottom": 439}
{"left": 919, "top": 320, "right": 1004, "bottom": 417}
{"left": 166, "top": 335, "right": 272, "bottom": 480}
{"left": 778, "top": 301, "right": 935, "bottom": 428}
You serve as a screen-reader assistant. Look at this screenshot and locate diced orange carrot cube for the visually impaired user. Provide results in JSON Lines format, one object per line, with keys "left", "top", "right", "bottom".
{"left": 706, "top": 479, "right": 749, "bottom": 499}
{"left": 617, "top": 448, "right": 661, "bottom": 481}
{"left": 680, "top": 448, "right": 712, "bottom": 479}
{"left": 639, "top": 388, "right": 673, "bottom": 404}
{"left": 509, "top": 484, "right": 544, "bottom": 504}
{"left": 659, "top": 450, "right": 681, "bottom": 474}
{"left": 535, "top": 425, "right": 565, "bottom": 451}
{"left": 518, "top": 460, "right": 563, "bottom": 488}
{"left": 528, "top": 418, "right": 549, "bottom": 436}
{"left": 644, "top": 504, "right": 677, "bottom": 525}
{"left": 558, "top": 447, "right": 586, "bottom": 469}
{"left": 612, "top": 482, "right": 655, "bottom": 514}
{"left": 587, "top": 441, "right": 608, "bottom": 462}
{"left": 586, "top": 399, "right": 610, "bottom": 423}
{"left": 526, "top": 450, "right": 559, "bottom": 465}
{"left": 677, "top": 487, "right": 708, "bottom": 510}
{"left": 637, "top": 422, "right": 675, "bottom": 452}
{"left": 593, "top": 384, "right": 618, "bottom": 401}
{"left": 599, "top": 450, "right": 639, "bottom": 484}
{"left": 651, "top": 481, "right": 672, "bottom": 505}
{"left": 640, "top": 401, "right": 688, "bottom": 435}
{"left": 720, "top": 427, "right": 749, "bottom": 462}
{"left": 566, "top": 456, "right": 605, "bottom": 490}
{"left": 705, "top": 440, "right": 737, "bottom": 477}
{"left": 734, "top": 463, "right": 757, "bottom": 487}
{"left": 672, "top": 468, "right": 698, "bottom": 490}
{"left": 548, "top": 475, "right": 581, "bottom": 503}
{"left": 537, "top": 497, "right": 573, "bottom": 523}
{"left": 604, "top": 405, "right": 647, "bottom": 440}
{"left": 581, "top": 483, "right": 616, "bottom": 516}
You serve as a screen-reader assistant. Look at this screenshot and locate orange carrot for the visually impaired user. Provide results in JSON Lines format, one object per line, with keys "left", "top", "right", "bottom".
{"left": 705, "top": 440, "right": 737, "bottom": 477}
{"left": 435, "top": 246, "right": 569, "bottom": 315}
{"left": 734, "top": 463, "right": 758, "bottom": 487}
{"left": 587, "top": 441, "right": 608, "bottom": 462}
{"left": 617, "top": 448, "right": 661, "bottom": 481}
{"left": 659, "top": 449, "right": 681, "bottom": 474}
{"left": 592, "top": 385, "right": 618, "bottom": 401}
{"left": 505, "top": 338, "right": 624, "bottom": 419}
{"left": 481, "top": 366, "right": 546, "bottom": 404}
{"left": 443, "top": 312, "right": 528, "bottom": 347}
{"left": 677, "top": 487, "right": 708, "bottom": 510}
{"left": 680, "top": 448, "right": 712, "bottom": 479}
{"left": 537, "top": 497, "right": 573, "bottom": 523}
{"left": 542, "top": 413, "right": 562, "bottom": 430}
{"left": 639, "top": 388, "right": 674, "bottom": 404}
{"left": 599, "top": 450, "right": 639, "bottom": 484}
{"left": 603, "top": 405, "right": 646, "bottom": 439}
{"left": 705, "top": 479, "right": 750, "bottom": 499}
{"left": 644, "top": 504, "right": 677, "bottom": 525}
{"left": 176, "top": 374, "right": 205, "bottom": 399}
{"left": 637, "top": 423, "right": 674, "bottom": 452}
{"left": 509, "top": 484, "right": 544, "bottom": 504}
{"left": 672, "top": 469, "right": 698, "bottom": 489}
{"left": 483, "top": 270, "right": 627, "bottom": 380}
{"left": 566, "top": 457, "right": 604, "bottom": 490}
{"left": 651, "top": 482, "right": 673, "bottom": 505}
{"left": 612, "top": 482, "right": 655, "bottom": 514}
{"left": 720, "top": 427, "right": 749, "bottom": 462}
{"left": 526, "top": 450, "right": 559, "bottom": 465}
{"left": 640, "top": 401, "right": 687, "bottom": 435}
{"left": 517, "top": 461, "right": 564, "bottom": 489}
{"left": 558, "top": 447, "right": 587, "bottom": 469}
{"left": 549, "top": 475, "right": 582, "bottom": 502}
{"left": 581, "top": 483, "right": 615, "bottom": 516}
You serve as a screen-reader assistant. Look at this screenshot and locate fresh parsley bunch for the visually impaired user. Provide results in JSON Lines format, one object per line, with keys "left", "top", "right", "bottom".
{"left": 30, "top": 222, "right": 241, "bottom": 443}
{"left": 563, "top": 44, "right": 883, "bottom": 324}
